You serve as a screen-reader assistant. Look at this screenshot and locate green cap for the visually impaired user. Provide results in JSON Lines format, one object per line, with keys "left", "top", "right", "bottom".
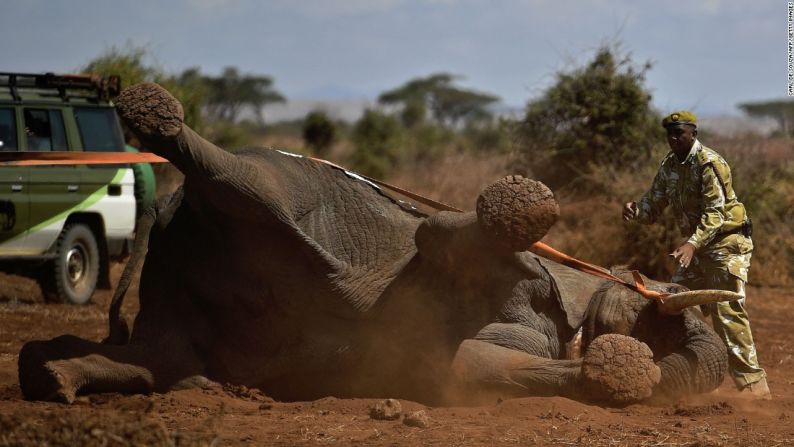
{"left": 661, "top": 110, "right": 697, "bottom": 128}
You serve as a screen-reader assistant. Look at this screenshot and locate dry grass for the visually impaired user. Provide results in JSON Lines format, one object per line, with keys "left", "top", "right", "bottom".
{"left": 387, "top": 152, "right": 514, "bottom": 211}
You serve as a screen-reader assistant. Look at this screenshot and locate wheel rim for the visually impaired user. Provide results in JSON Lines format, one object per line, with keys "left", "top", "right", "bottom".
{"left": 65, "top": 243, "right": 88, "bottom": 290}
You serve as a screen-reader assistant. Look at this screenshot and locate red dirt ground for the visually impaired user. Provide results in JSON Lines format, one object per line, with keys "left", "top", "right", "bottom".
{"left": 1, "top": 266, "right": 792, "bottom": 446}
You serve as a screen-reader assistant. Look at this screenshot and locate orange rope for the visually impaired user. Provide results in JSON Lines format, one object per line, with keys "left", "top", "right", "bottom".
{"left": 527, "top": 242, "right": 668, "bottom": 301}
{"left": 0, "top": 151, "right": 167, "bottom": 166}
{"left": 0, "top": 150, "right": 666, "bottom": 300}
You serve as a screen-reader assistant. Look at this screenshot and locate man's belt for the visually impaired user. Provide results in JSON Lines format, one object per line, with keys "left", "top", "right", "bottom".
{"left": 714, "top": 219, "right": 753, "bottom": 241}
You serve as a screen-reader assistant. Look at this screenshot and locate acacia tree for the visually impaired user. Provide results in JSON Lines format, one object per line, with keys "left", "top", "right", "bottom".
{"left": 378, "top": 73, "right": 499, "bottom": 128}
{"left": 519, "top": 47, "right": 662, "bottom": 189}
{"left": 203, "top": 67, "right": 286, "bottom": 125}
{"left": 738, "top": 100, "right": 794, "bottom": 136}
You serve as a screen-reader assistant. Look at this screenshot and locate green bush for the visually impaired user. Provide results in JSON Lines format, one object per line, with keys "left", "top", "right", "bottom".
{"left": 463, "top": 118, "right": 514, "bottom": 154}
{"left": 302, "top": 110, "right": 337, "bottom": 157}
{"left": 407, "top": 123, "right": 455, "bottom": 162}
{"left": 518, "top": 46, "right": 663, "bottom": 189}
{"left": 349, "top": 109, "right": 404, "bottom": 178}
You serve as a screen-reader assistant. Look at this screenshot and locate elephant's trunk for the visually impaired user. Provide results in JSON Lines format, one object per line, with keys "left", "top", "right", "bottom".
{"left": 656, "top": 289, "right": 743, "bottom": 315}
{"left": 651, "top": 312, "right": 729, "bottom": 400}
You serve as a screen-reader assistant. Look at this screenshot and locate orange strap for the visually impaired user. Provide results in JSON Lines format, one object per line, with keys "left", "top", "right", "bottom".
{"left": 0, "top": 150, "right": 665, "bottom": 300}
{"left": 0, "top": 151, "right": 168, "bottom": 166}
{"left": 527, "top": 242, "right": 668, "bottom": 301}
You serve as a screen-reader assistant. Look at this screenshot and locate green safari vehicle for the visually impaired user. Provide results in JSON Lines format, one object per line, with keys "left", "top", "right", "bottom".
{"left": 0, "top": 72, "right": 155, "bottom": 304}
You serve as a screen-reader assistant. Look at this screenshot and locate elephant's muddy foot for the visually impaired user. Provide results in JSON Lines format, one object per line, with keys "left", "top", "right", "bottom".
{"left": 476, "top": 175, "right": 559, "bottom": 251}
{"left": 18, "top": 335, "right": 161, "bottom": 403}
{"left": 581, "top": 334, "right": 661, "bottom": 405}
{"left": 18, "top": 340, "right": 78, "bottom": 403}
{"left": 116, "top": 83, "right": 184, "bottom": 140}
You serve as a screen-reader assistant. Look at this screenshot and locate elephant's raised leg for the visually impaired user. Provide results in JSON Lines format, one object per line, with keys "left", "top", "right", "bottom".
{"left": 18, "top": 334, "right": 203, "bottom": 403}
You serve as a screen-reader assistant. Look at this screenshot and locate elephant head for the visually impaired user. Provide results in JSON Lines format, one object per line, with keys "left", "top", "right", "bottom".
{"left": 415, "top": 176, "right": 734, "bottom": 405}
{"left": 578, "top": 268, "right": 730, "bottom": 403}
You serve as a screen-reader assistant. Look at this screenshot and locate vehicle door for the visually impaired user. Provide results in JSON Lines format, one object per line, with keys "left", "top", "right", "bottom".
{"left": 0, "top": 106, "right": 30, "bottom": 253}
{"left": 73, "top": 106, "right": 135, "bottom": 241}
{"left": 24, "top": 107, "right": 83, "bottom": 252}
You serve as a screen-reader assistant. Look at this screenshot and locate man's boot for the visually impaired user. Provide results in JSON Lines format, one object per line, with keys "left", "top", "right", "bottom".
{"left": 741, "top": 377, "right": 771, "bottom": 400}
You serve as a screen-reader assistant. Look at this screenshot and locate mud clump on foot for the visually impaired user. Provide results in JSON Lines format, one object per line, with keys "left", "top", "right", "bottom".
{"left": 582, "top": 334, "right": 661, "bottom": 404}
{"left": 476, "top": 176, "right": 559, "bottom": 251}
{"left": 370, "top": 398, "right": 402, "bottom": 420}
{"left": 116, "top": 83, "right": 184, "bottom": 140}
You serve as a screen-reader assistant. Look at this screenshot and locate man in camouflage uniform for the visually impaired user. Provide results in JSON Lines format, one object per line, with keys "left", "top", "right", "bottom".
{"left": 623, "top": 111, "right": 770, "bottom": 398}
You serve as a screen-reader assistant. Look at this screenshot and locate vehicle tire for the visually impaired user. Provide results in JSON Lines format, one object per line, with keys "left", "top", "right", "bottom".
{"left": 44, "top": 223, "right": 100, "bottom": 305}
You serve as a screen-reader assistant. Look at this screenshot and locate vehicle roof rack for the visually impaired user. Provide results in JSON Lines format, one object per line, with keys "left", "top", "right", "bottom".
{"left": 0, "top": 72, "right": 121, "bottom": 102}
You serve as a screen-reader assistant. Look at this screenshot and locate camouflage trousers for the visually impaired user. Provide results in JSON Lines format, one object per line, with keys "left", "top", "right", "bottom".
{"left": 672, "top": 255, "right": 767, "bottom": 389}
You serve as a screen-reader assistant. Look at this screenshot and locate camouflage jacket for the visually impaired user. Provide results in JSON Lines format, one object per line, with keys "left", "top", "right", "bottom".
{"left": 636, "top": 140, "right": 753, "bottom": 280}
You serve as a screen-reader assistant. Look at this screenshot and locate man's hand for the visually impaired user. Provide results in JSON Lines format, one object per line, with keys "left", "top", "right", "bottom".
{"left": 671, "top": 242, "right": 696, "bottom": 269}
{"left": 622, "top": 202, "right": 638, "bottom": 221}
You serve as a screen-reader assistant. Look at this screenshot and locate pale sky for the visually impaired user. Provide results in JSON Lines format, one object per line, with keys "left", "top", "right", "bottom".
{"left": 0, "top": 0, "right": 783, "bottom": 118}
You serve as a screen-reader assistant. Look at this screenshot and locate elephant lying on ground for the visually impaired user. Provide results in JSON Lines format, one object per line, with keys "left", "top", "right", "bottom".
{"left": 19, "top": 84, "right": 733, "bottom": 406}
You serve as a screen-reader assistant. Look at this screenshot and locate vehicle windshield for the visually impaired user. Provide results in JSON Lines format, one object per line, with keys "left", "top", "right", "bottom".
{"left": 74, "top": 107, "right": 125, "bottom": 152}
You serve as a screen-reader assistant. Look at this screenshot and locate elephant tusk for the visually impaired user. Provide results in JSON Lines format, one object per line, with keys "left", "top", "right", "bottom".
{"left": 656, "top": 289, "right": 743, "bottom": 315}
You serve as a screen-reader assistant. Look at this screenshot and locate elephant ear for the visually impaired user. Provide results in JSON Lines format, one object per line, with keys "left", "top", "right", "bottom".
{"left": 531, "top": 254, "right": 603, "bottom": 330}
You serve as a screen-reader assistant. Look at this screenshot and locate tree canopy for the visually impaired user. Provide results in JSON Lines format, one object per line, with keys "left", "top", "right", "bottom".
{"left": 81, "top": 47, "right": 286, "bottom": 132}
{"left": 738, "top": 100, "right": 794, "bottom": 136}
{"left": 203, "top": 67, "right": 285, "bottom": 124}
{"left": 378, "top": 73, "right": 499, "bottom": 128}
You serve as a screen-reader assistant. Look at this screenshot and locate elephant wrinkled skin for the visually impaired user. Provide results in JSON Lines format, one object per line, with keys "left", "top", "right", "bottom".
{"left": 18, "top": 84, "right": 728, "bottom": 406}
